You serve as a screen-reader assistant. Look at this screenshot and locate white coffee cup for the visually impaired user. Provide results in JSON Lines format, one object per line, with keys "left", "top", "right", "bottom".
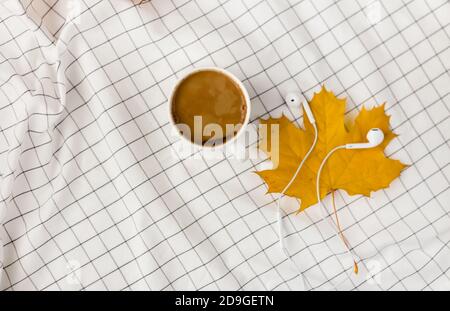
{"left": 168, "top": 67, "right": 251, "bottom": 150}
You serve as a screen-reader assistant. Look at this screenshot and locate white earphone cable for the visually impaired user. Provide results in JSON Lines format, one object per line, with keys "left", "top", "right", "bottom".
{"left": 316, "top": 146, "right": 359, "bottom": 271}
{"left": 276, "top": 122, "right": 318, "bottom": 289}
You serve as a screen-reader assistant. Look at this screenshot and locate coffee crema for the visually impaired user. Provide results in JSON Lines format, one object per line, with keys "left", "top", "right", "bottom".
{"left": 172, "top": 70, "right": 247, "bottom": 145}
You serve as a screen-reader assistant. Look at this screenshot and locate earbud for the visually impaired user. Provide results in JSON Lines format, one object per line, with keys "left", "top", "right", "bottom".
{"left": 285, "top": 92, "right": 316, "bottom": 124}
{"left": 346, "top": 128, "right": 385, "bottom": 150}
{"left": 278, "top": 92, "right": 319, "bottom": 288}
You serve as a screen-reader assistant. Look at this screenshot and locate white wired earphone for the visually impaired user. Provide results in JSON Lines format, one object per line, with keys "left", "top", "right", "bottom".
{"left": 276, "top": 93, "right": 317, "bottom": 285}
{"left": 277, "top": 92, "right": 385, "bottom": 284}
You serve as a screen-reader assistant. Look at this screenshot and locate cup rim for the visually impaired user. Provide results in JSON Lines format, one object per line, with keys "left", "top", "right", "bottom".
{"left": 168, "top": 66, "right": 251, "bottom": 149}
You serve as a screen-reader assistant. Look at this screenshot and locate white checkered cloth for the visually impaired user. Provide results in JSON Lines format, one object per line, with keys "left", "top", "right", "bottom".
{"left": 0, "top": 0, "right": 449, "bottom": 291}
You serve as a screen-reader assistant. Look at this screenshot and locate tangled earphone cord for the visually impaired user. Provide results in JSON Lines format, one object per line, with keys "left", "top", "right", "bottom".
{"left": 276, "top": 122, "right": 318, "bottom": 290}
{"left": 276, "top": 128, "right": 360, "bottom": 288}
{"left": 316, "top": 145, "right": 359, "bottom": 274}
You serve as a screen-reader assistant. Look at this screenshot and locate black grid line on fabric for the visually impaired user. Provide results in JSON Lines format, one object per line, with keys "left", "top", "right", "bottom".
{"left": 130, "top": 0, "right": 274, "bottom": 290}
{"left": 2, "top": 136, "right": 448, "bottom": 290}
{"left": 223, "top": 0, "right": 350, "bottom": 288}
{"left": 87, "top": 0, "right": 221, "bottom": 290}
{"left": 349, "top": 0, "right": 450, "bottom": 290}
{"left": 0, "top": 0, "right": 435, "bottom": 137}
{"left": 42, "top": 0, "right": 442, "bottom": 154}
{"left": 1, "top": 53, "right": 446, "bottom": 290}
{"left": 0, "top": 1, "right": 446, "bottom": 288}
{"left": 2, "top": 144, "right": 446, "bottom": 292}
{"left": 57, "top": 2, "right": 182, "bottom": 290}
{"left": 161, "top": 0, "right": 288, "bottom": 290}
{"left": 2, "top": 62, "right": 448, "bottom": 227}
{"left": 0, "top": 0, "right": 449, "bottom": 291}
{"left": 1, "top": 39, "right": 447, "bottom": 207}
{"left": 248, "top": 0, "right": 448, "bottom": 290}
{"left": 0, "top": 5, "right": 84, "bottom": 289}
{"left": 291, "top": 0, "right": 441, "bottom": 289}
{"left": 0, "top": 60, "right": 81, "bottom": 288}
{"left": 180, "top": 0, "right": 299, "bottom": 290}
{"left": 292, "top": 0, "right": 450, "bottom": 290}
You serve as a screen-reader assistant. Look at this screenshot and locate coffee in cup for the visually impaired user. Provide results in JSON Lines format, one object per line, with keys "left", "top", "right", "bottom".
{"left": 169, "top": 68, "right": 250, "bottom": 147}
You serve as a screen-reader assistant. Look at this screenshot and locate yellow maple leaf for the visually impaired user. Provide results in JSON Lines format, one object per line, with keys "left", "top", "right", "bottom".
{"left": 256, "top": 86, "right": 406, "bottom": 212}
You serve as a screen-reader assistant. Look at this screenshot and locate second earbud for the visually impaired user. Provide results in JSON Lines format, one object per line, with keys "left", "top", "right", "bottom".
{"left": 346, "top": 128, "right": 385, "bottom": 149}
{"left": 285, "top": 92, "right": 316, "bottom": 124}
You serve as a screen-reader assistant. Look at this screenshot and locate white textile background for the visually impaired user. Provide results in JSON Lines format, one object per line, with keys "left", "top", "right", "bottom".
{"left": 0, "top": 0, "right": 449, "bottom": 290}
